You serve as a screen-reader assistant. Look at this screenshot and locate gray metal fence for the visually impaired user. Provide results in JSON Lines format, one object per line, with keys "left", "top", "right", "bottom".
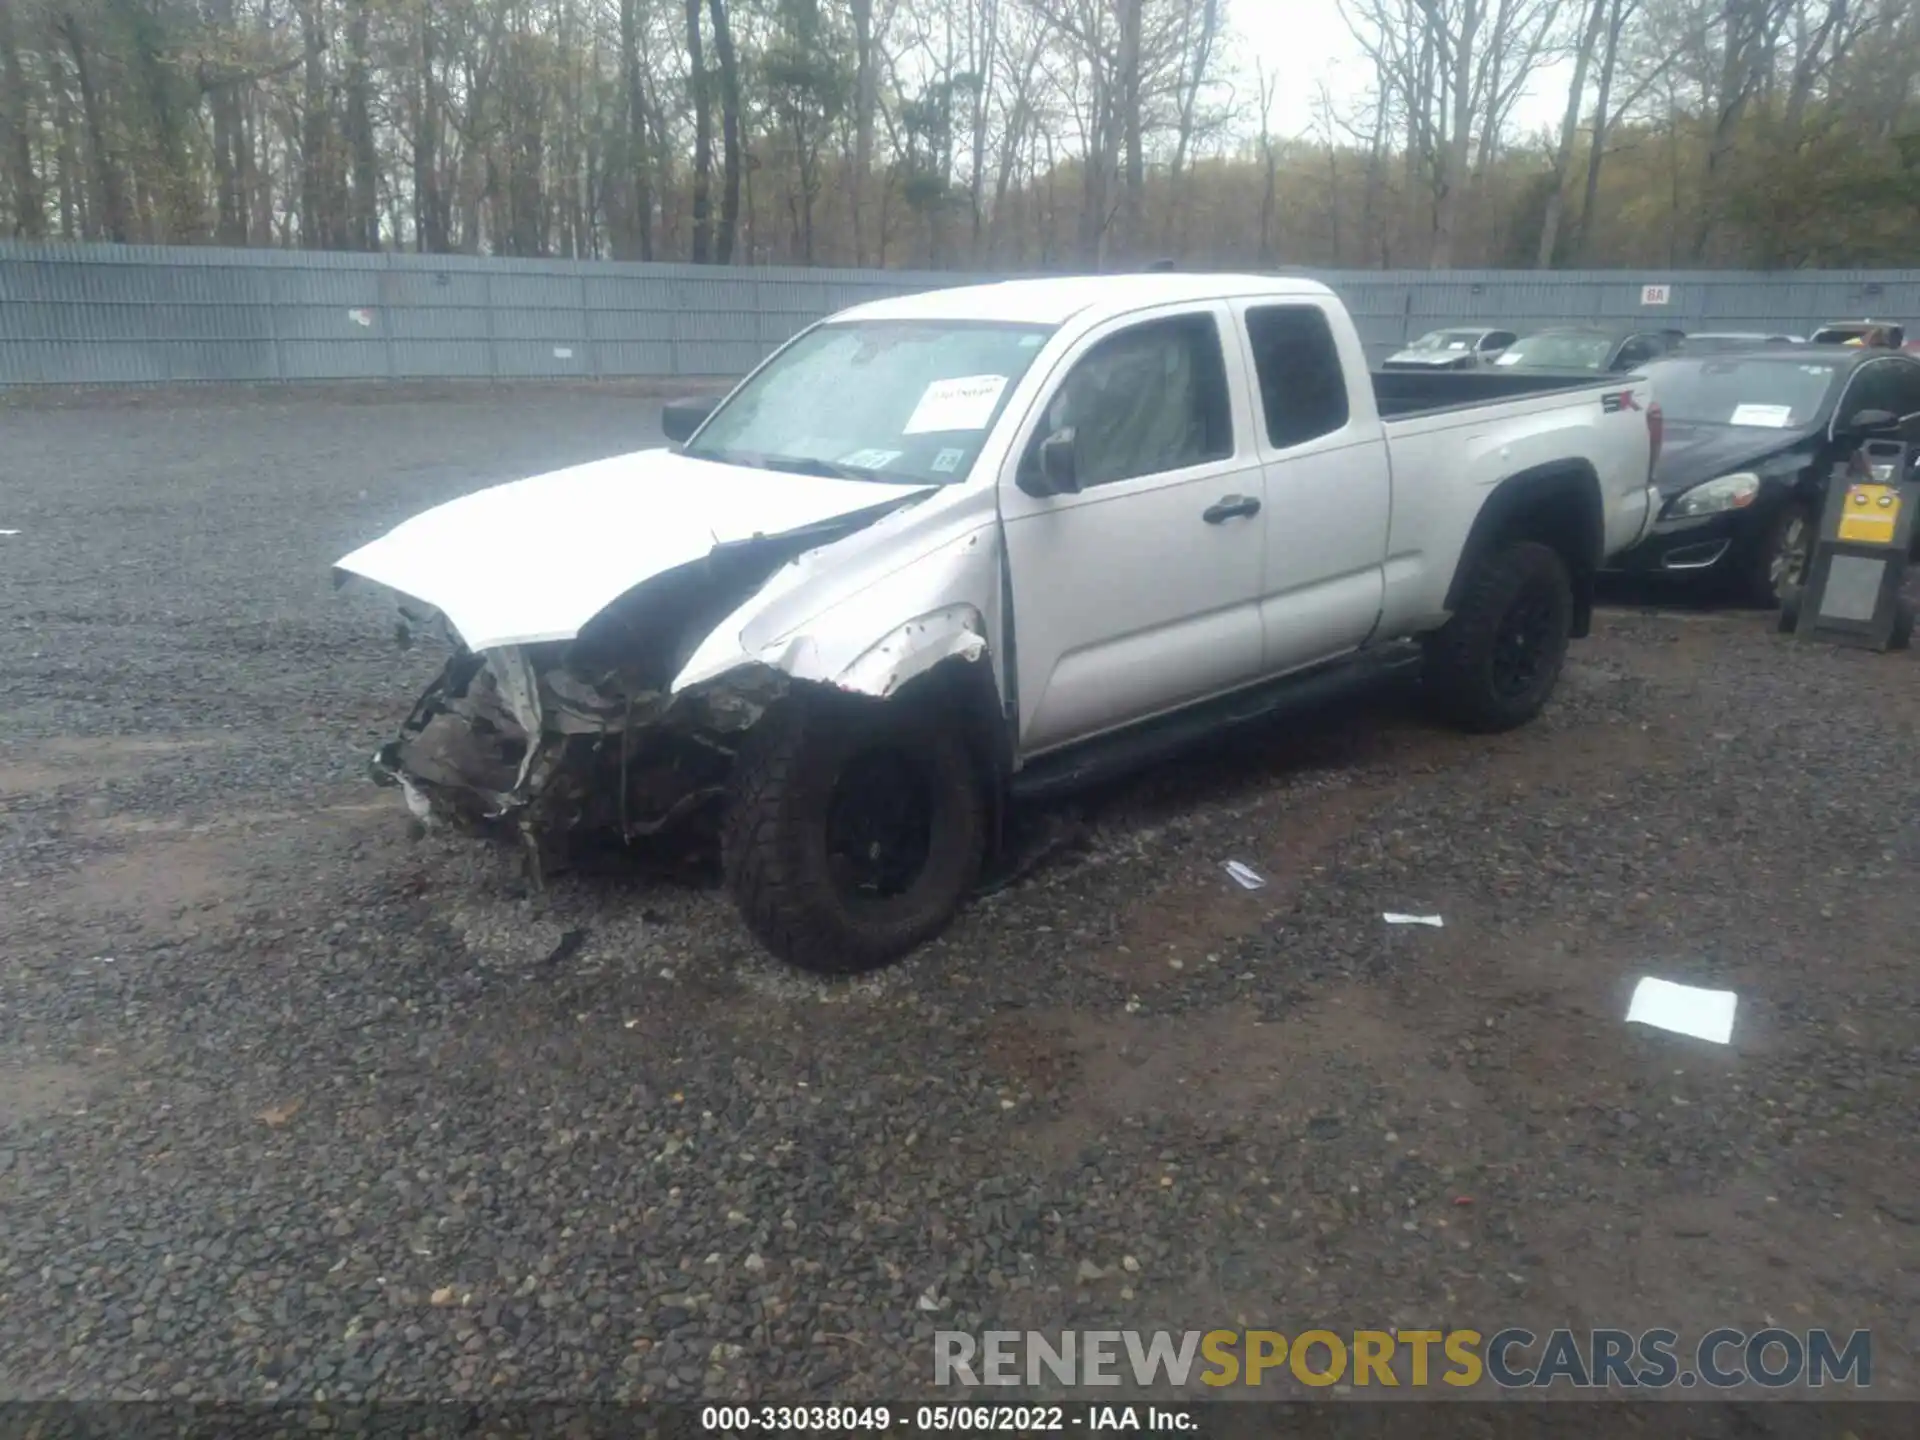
{"left": 3, "top": 241, "right": 1918, "bottom": 388}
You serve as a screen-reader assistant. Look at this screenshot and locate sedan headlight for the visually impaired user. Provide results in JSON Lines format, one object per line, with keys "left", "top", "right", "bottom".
{"left": 1667, "top": 471, "right": 1761, "bottom": 518}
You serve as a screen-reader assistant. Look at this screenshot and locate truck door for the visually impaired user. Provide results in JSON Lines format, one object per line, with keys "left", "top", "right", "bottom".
{"left": 999, "top": 304, "right": 1268, "bottom": 756}
{"left": 1233, "top": 300, "right": 1391, "bottom": 675}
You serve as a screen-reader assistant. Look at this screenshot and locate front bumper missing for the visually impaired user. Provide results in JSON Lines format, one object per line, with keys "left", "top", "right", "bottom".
{"left": 371, "top": 642, "right": 785, "bottom": 876}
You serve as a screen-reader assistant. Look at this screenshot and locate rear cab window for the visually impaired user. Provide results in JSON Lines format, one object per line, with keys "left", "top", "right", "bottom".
{"left": 1242, "top": 305, "right": 1351, "bottom": 448}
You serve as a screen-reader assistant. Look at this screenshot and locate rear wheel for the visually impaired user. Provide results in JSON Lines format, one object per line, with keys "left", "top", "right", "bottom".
{"left": 1424, "top": 540, "right": 1575, "bottom": 733}
{"left": 721, "top": 691, "right": 986, "bottom": 974}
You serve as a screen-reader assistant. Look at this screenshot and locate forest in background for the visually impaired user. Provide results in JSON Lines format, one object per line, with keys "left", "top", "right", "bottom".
{"left": 0, "top": 0, "right": 1916, "bottom": 271}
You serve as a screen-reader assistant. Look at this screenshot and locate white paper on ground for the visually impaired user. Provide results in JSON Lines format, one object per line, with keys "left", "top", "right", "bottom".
{"left": 1383, "top": 912, "right": 1445, "bottom": 927}
{"left": 1625, "top": 976, "right": 1738, "bottom": 1044}
{"left": 903, "top": 375, "right": 1008, "bottom": 434}
{"left": 0, "top": 529, "right": 18, "bottom": 536}
{"left": 1729, "top": 403, "right": 1793, "bottom": 427}
{"left": 1223, "top": 860, "right": 1266, "bottom": 890}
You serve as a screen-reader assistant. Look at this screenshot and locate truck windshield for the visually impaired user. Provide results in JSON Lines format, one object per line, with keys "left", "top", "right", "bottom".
{"left": 685, "top": 320, "right": 1055, "bottom": 484}
{"left": 1641, "top": 357, "right": 1841, "bottom": 428}
{"left": 1494, "top": 332, "right": 1615, "bottom": 370}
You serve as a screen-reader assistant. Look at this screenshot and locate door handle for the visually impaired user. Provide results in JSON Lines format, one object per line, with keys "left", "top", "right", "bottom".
{"left": 1203, "top": 494, "right": 1261, "bottom": 524}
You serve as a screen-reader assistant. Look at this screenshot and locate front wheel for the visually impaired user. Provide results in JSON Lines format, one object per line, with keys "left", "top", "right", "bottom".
{"left": 721, "top": 691, "right": 987, "bottom": 975}
{"left": 1423, "top": 540, "right": 1575, "bottom": 734}
{"left": 1745, "top": 500, "right": 1813, "bottom": 608}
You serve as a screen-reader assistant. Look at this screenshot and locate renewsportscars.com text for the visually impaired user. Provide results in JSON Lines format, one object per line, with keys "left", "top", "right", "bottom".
{"left": 933, "top": 1327, "right": 1872, "bottom": 1390}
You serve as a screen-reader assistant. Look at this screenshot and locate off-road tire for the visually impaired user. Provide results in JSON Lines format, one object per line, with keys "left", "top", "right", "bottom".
{"left": 1744, "top": 499, "right": 1813, "bottom": 608}
{"left": 1423, "top": 540, "right": 1574, "bottom": 734}
{"left": 722, "top": 692, "right": 986, "bottom": 975}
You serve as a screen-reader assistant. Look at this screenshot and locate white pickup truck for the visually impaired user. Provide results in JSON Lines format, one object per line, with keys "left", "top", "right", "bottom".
{"left": 335, "top": 273, "right": 1662, "bottom": 974}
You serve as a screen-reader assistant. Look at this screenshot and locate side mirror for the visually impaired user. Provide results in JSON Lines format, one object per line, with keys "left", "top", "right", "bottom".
{"left": 661, "top": 397, "right": 720, "bottom": 445}
{"left": 1019, "top": 428, "right": 1081, "bottom": 497}
{"left": 1842, "top": 408, "right": 1899, "bottom": 436}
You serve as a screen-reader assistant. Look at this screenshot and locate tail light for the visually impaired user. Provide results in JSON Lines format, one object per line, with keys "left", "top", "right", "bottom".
{"left": 1646, "top": 400, "right": 1664, "bottom": 477}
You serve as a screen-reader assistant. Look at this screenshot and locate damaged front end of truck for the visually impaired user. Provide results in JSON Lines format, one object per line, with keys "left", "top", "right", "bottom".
{"left": 346, "top": 493, "right": 1003, "bottom": 887}
{"left": 367, "top": 519, "right": 877, "bottom": 876}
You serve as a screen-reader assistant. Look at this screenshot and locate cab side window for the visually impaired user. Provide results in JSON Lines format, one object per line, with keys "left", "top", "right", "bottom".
{"left": 1027, "top": 313, "right": 1233, "bottom": 489}
{"left": 1243, "top": 304, "right": 1351, "bottom": 448}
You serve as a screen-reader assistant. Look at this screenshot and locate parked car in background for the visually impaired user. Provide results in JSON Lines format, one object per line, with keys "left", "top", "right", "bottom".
{"left": 336, "top": 273, "right": 1661, "bottom": 974}
{"left": 1380, "top": 327, "right": 1518, "bottom": 370}
{"left": 1677, "top": 332, "right": 1803, "bottom": 353}
{"left": 1608, "top": 347, "right": 1920, "bottom": 604}
{"left": 1809, "top": 319, "right": 1905, "bottom": 348}
{"left": 1494, "top": 326, "right": 1686, "bottom": 373}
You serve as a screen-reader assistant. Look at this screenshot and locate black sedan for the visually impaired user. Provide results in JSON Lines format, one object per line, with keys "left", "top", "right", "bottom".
{"left": 1493, "top": 325, "right": 1687, "bottom": 374}
{"left": 1610, "top": 347, "right": 1920, "bottom": 604}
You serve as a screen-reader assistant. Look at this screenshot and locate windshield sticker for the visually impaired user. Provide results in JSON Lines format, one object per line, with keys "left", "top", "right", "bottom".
{"left": 931, "top": 447, "right": 967, "bottom": 474}
{"left": 839, "top": 448, "right": 904, "bottom": 470}
{"left": 1447, "top": 340, "right": 1468, "bottom": 350}
{"left": 1729, "top": 403, "right": 1794, "bottom": 427}
{"left": 903, "top": 374, "right": 1009, "bottom": 434}
{"left": 1494, "top": 352, "right": 1523, "bottom": 366}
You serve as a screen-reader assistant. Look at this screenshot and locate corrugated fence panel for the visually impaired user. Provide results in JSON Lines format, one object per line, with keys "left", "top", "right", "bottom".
{"left": 6, "top": 243, "right": 1920, "bottom": 386}
{"left": 390, "top": 341, "right": 493, "bottom": 377}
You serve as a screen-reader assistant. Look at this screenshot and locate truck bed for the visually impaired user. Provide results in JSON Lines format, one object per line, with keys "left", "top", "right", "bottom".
{"left": 1372, "top": 367, "right": 1620, "bottom": 421}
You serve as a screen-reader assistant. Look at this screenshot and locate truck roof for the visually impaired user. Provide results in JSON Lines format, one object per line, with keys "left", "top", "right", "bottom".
{"left": 833, "top": 273, "right": 1338, "bottom": 327}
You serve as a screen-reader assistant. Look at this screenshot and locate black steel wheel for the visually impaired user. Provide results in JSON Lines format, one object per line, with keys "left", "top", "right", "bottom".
{"left": 1424, "top": 540, "right": 1575, "bottom": 733}
{"left": 722, "top": 691, "right": 986, "bottom": 975}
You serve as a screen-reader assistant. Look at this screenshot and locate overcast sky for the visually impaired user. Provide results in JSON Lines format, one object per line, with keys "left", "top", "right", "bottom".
{"left": 1228, "top": 1, "right": 1576, "bottom": 141}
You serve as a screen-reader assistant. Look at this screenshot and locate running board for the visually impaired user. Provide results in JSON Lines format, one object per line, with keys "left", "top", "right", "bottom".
{"left": 1007, "top": 642, "right": 1425, "bottom": 805}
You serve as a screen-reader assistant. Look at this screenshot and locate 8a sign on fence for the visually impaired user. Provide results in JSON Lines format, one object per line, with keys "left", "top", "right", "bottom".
{"left": 1640, "top": 284, "right": 1672, "bottom": 306}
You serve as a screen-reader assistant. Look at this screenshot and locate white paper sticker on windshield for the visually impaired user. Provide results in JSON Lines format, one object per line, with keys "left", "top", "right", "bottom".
{"left": 839, "top": 448, "right": 903, "bottom": 470}
{"left": 1729, "top": 403, "right": 1793, "bottom": 427}
{"left": 904, "top": 374, "right": 1009, "bottom": 434}
{"left": 931, "top": 448, "right": 967, "bottom": 474}
{"left": 1495, "top": 352, "right": 1523, "bottom": 366}
{"left": 1447, "top": 340, "right": 1468, "bottom": 350}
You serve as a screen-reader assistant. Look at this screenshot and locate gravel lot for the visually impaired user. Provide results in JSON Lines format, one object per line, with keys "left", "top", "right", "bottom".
{"left": 1, "top": 385, "right": 1916, "bottom": 1406}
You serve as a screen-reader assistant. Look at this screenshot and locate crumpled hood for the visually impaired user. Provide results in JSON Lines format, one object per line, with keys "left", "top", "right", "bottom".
{"left": 334, "top": 448, "right": 936, "bottom": 651}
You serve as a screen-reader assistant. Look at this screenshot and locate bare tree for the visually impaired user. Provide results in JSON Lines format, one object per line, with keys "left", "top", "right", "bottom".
{"left": 1537, "top": 0, "right": 1608, "bottom": 265}
{"left": 0, "top": 0, "right": 44, "bottom": 235}
{"left": 707, "top": 0, "right": 740, "bottom": 263}
{"left": 685, "top": 0, "right": 711, "bottom": 261}
{"left": 0, "top": 0, "right": 1912, "bottom": 268}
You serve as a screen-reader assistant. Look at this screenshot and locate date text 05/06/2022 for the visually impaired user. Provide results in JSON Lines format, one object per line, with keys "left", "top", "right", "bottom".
{"left": 699, "top": 1405, "right": 1192, "bottom": 1432}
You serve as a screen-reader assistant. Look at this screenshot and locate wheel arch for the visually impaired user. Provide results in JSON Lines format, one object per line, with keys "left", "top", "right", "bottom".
{"left": 1447, "top": 461, "right": 1604, "bottom": 639}
{"left": 875, "top": 650, "right": 1015, "bottom": 867}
